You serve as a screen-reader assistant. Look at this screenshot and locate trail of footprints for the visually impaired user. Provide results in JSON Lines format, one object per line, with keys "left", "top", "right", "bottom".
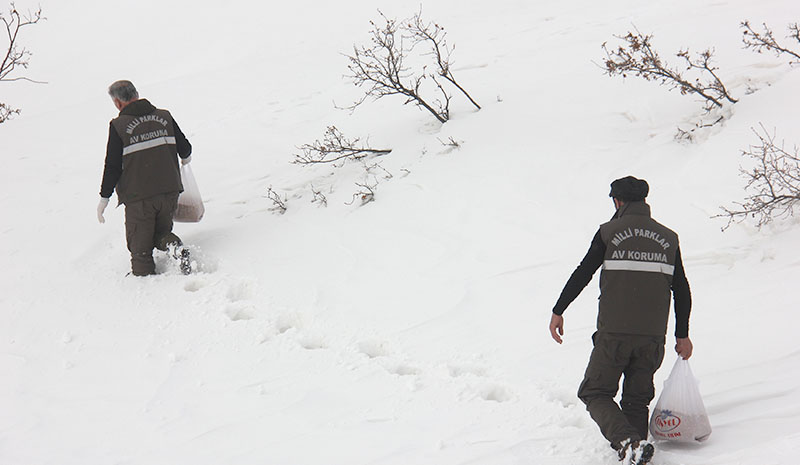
{"left": 182, "top": 275, "right": 515, "bottom": 404}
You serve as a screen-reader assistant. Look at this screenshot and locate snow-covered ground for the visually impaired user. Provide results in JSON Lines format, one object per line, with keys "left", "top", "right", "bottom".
{"left": 2, "top": 1, "right": 799, "bottom": 464}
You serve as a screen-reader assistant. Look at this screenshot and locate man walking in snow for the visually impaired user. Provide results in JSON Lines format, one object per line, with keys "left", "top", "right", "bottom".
{"left": 96, "top": 80, "right": 193, "bottom": 276}
{"left": 548, "top": 176, "right": 693, "bottom": 465}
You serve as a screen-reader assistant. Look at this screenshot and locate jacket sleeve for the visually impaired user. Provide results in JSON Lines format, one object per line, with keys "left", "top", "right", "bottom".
{"left": 99, "top": 122, "right": 123, "bottom": 199}
{"left": 552, "top": 229, "right": 606, "bottom": 315}
{"left": 671, "top": 247, "right": 692, "bottom": 338}
{"left": 173, "top": 119, "right": 192, "bottom": 159}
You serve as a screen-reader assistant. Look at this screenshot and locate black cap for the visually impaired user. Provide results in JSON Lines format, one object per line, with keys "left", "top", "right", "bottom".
{"left": 609, "top": 176, "right": 649, "bottom": 202}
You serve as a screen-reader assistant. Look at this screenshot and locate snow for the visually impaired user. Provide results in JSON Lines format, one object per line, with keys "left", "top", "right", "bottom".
{"left": 1, "top": 0, "right": 799, "bottom": 464}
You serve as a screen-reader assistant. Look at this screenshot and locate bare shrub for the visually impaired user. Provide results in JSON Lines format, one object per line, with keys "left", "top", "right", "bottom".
{"left": 266, "top": 187, "right": 287, "bottom": 214}
{"left": 343, "top": 10, "right": 480, "bottom": 124}
{"left": 362, "top": 159, "right": 393, "bottom": 180}
{"left": 344, "top": 11, "right": 449, "bottom": 123}
{"left": 294, "top": 126, "right": 391, "bottom": 165}
{"left": 674, "top": 116, "right": 724, "bottom": 143}
{"left": 0, "top": 3, "right": 44, "bottom": 123}
{"left": 310, "top": 184, "right": 328, "bottom": 207}
{"left": 0, "top": 3, "right": 43, "bottom": 82}
{"left": 438, "top": 135, "right": 461, "bottom": 149}
{"left": 602, "top": 29, "right": 738, "bottom": 113}
{"left": 346, "top": 180, "right": 377, "bottom": 206}
{"left": 741, "top": 21, "right": 800, "bottom": 64}
{"left": 404, "top": 10, "right": 480, "bottom": 110}
{"left": 718, "top": 124, "right": 800, "bottom": 229}
{"left": 0, "top": 102, "right": 19, "bottom": 122}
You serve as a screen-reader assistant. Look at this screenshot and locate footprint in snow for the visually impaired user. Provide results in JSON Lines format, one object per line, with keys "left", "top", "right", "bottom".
{"left": 357, "top": 339, "right": 390, "bottom": 359}
{"left": 383, "top": 361, "right": 422, "bottom": 377}
{"left": 447, "top": 363, "right": 489, "bottom": 378}
{"left": 476, "top": 384, "right": 515, "bottom": 403}
{"left": 184, "top": 279, "right": 205, "bottom": 292}
{"left": 457, "top": 382, "right": 516, "bottom": 403}
{"left": 224, "top": 303, "right": 256, "bottom": 321}
{"left": 226, "top": 279, "right": 256, "bottom": 302}
{"left": 272, "top": 313, "right": 302, "bottom": 334}
{"left": 298, "top": 334, "right": 328, "bottom": 350}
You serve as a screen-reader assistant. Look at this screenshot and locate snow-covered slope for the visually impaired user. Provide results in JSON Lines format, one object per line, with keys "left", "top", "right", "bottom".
{"left": 2, "top": 1, "right": 799, "bottom": 464}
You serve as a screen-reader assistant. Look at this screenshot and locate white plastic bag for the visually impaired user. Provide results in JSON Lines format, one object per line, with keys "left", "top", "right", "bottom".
{"left": 174, "top": 164, "right": 205, "bottom": 223}
{"left": 649, "top": 357, "right": 712, "bottom": 442}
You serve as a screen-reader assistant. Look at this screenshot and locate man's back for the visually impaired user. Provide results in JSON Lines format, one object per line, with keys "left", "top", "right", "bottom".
{"left": 597, "top": 200, "right": 680, "bottom": 336}
{"left": 109, "top": 99, "right": 183, "bottom": 205}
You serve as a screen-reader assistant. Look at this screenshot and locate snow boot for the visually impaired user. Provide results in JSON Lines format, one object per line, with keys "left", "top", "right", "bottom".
{"left": 178, "top": 247, "right": 192, "bottom": 275}
{"left": 618, "top": 439, "right": 654, "bottom": 465}
{"left": 631, "top": 440, "right": 655, "bottom": 465}
{"left": 166, "top": 241, "right": 192, "bottom": 275}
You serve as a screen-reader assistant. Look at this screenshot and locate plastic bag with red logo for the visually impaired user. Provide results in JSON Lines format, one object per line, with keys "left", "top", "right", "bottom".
{"left": 649, "top": 357, "right": 712, "bottom": 442}
{"left": 174, "top": 164, "right": 205, "bottom": 223}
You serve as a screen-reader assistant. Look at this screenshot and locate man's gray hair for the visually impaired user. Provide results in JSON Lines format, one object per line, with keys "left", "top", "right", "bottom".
{"left": 108, "top": 80, "right": 139, "bottom": 102}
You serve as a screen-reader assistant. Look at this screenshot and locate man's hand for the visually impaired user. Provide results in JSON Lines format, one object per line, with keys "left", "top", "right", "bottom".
{"left": 97, "top": 197, "right": 110, "bottom": 223}
{"left": 549, "top": 313, "right": 564, "bottom": 344}
{"left": 675, "top": 337, "right": 693, "bottom": 360}
{"left": 181, "top": 155, "right": 192, "bottom": 165}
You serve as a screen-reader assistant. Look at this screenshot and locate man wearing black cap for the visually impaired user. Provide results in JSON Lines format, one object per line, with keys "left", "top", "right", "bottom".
{"left": 548, "top": 176, "right": 692, "bottom": 465}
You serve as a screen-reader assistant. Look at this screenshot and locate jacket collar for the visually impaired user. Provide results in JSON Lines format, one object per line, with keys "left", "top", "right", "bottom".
{"left": 119, "top": 99, "right": 157, "bottom": 116}
{"left": 614, "top": 200, "right": 651, "bottom": 219}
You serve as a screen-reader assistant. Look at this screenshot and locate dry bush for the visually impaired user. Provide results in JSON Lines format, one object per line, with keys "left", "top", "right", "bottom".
{"left": 343, "top": 10, "right": 479, "bottom": 123}
{"left": 266, "top": 187, "right": 287, "bottom": 214}
{"left": 0, "top": 102, "right": 19, "bottom": 122}
{"left": 741, "top": 20, "right": 800, "bottom": 64}
{"left": 718, "top": 124, "right": 800, "bottom": 229}
{"left": 1, "top": 3, "right": 44, "bottom": 123}
{"left": 310, "top": 184, "right": 328, "bottom": 207}
{"left": 344, "top": 11, "right": 450, "bottom": 123}
{"left": 602, "top": 29, "right": 738, "bottom": 113}
{"left": 404, "top": 10, "right": 480, "bottom": 110}
{"left": 294, "top": 126, "right": 391, "bottom": 165}
{"left": 346, "top": 180, "right": 378, "bottom": 206}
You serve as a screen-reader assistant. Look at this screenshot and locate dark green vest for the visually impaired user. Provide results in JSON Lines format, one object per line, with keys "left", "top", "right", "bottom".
{"left": 110, "top": 108, "right": 182, "bottom": 204}
{"left": 598, "top": 201, "right": 679, "bottom": 336}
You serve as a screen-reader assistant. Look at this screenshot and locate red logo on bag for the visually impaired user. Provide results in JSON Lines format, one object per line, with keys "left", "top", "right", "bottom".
{"left": 655, "top": 410, "right": 681, "bottom": 432}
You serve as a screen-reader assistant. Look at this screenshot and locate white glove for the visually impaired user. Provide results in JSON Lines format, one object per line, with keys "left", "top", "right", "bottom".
{"left": 97, "top": 197, "right": 110, "bottom": 223}
{"left": 181, "top": 155, "right": 192, "bottom": 165}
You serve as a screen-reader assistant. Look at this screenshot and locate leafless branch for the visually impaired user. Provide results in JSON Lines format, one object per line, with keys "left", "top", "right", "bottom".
{"left": 266, "top": 187, "right": 287, "bottom": 214}
{"left": 674, "top": 127, "right": 693, "bottom": 143}
{"left": 294, "top": 126, "right": 392, "bottom": 165}
{"left": 741, "top": 20, "right": 800, "bottom": 64}
{"left": 430, "top": 71, "right": 451, "bottom": 121}
{"left": 362, "top": 160, "right": 393, "bottom": 179}
{"left": 438, "top": 136, "right": 461, "bottom": 148}
{"left": 345, "top": 180, "right": 378, "bottom": 206}
{"left": 717, "top": 124, "right": 800, "bottom": 229}
{"left": 404, "top": 10, "right": 481, "bottom": 110}
{"left": 602, "top": 28, "right": 737, "bottom": 113}
{"left": 674, "top": 116, "right": 724, "bottom": 142}
{"left": 310, "top": 184, "right": 328, "bottom": 207}
{"left": 0, "top": 3, "right": 44, "bottom": 123}
{"left": 0, "top": 100, "right": 19, "bottom": 123}
{"left": 344, "top": 10, "right": 449, "bottom": 123}
{"left": 1, "top": 3, "right": 44, "bottom": 82}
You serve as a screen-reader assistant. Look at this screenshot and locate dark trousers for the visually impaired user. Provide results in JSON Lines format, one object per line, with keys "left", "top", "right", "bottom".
{"left": 577, "top": 331, "right": 665, "bottom": 448}
{"left": 124, "top": 192, "right": 181, "bottom": 276}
